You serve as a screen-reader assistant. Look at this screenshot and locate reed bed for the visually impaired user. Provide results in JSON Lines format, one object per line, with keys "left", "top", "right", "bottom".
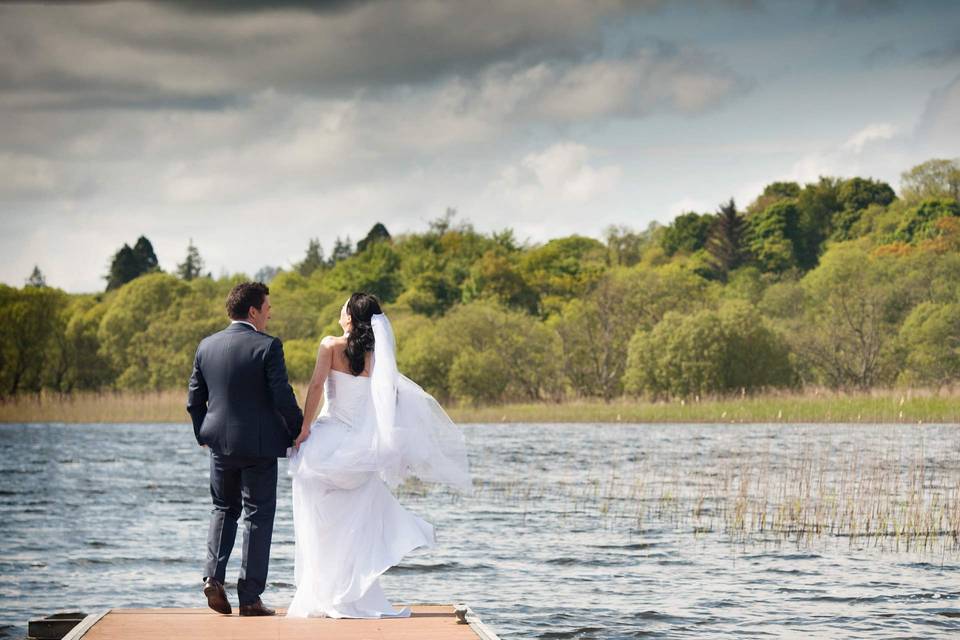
{"left": 1, "top": 385, "right": 958, "bottom": 424}
{"left": 445, "top": 434, "right": 960, "bottom": 558}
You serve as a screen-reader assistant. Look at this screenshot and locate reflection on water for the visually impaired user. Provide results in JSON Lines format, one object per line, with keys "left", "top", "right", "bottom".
{"left": 0, "top": 422, "right": 958, "bottom": 639}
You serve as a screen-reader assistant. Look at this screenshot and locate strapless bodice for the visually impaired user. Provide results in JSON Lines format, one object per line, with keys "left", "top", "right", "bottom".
{"left": 322, "top": 369, "right": 371, "bottom": 427}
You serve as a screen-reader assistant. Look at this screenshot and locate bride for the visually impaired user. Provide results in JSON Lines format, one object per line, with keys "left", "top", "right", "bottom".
{"left": 285, "top": 292, "right": 471, "bottom": 619}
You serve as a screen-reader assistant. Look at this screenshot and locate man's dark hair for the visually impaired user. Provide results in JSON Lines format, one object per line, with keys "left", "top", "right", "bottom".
{"left": 226, "top": 282, "right": 270, "bottom": 320}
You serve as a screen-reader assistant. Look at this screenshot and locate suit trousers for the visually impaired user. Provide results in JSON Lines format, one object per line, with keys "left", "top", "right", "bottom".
{"left": 203, "top": 451, "right": 278, "bottom": 605}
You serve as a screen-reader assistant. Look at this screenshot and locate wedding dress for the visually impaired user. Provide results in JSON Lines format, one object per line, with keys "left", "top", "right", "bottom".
{"left": 285, "top": 313, "right": 471, "bottom": 619}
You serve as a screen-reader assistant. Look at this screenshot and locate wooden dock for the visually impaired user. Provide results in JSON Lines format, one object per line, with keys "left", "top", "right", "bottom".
{"left": 58, "top": 605, "right": 501, "bottom": 640}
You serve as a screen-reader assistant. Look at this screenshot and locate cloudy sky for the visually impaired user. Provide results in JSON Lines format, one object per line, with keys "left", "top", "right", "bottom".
{"left": 2, "top": 0, "right": 958, "bottom": 292}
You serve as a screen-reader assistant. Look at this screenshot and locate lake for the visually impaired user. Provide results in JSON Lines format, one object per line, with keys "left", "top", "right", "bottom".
{"left": 0, "top": 422, "right": 958, "bottom": 639}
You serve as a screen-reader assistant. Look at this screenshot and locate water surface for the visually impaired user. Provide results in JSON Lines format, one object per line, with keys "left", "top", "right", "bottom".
{"left": 0, "top": 422, "right": 958, "bottom": 639}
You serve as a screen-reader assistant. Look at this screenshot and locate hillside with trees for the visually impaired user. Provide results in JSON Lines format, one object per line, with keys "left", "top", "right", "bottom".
{"left": 2, "top": 159, "right": 958, "bottom": 405}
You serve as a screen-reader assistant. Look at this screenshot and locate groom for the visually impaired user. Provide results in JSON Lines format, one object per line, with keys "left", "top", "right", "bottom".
{"left": 187, "top": 281, "right": 303, "bottom": 616}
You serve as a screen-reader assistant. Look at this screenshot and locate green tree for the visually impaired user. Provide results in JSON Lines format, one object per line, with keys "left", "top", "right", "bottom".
{"left": 324, "top": 241, "right": 403, "bottom": 302}
{"left": 623, "top": 300, "right": 795, "bottom": 398}
{"left": 660, "top": 212, "right": 714, "bottom": 256}
{"left": 26, "top": 266, "right": 46, "bottom": 288}
{"left": 553, "top": 264, "right": 714, "bottom": 399}
{"left": 900, "top": 158, "right": 960, "bottom": 203}
{"left": 831, "top": 178, "right": 897, "bottom": 241}
{"left": 97, "top": 272, "right": 191, "bottom": 387}
{"left": 704, "top": 198, "right": 749, "bottom": 281}
{"left": 176, "top": 239, "right": 205, "bottom": 281}
{"left": 0, "top": 286, "right": 68, "bottom": 394}
{"left": 605, "top": 224, "right": 654, "bottom": 266}
{"left": 398, "top": 301, "right": 563, "bottom": 403}
{"left": 356, "top": 223, "right": 391, "bottom": 253}
{"left": 837, "top": 177, "right": 896, "bottom": 212}
{"left": 268, "top": 270, "right": 339, "bottom": 340}
{"left": 746, "top": 200, "right": 801, "bottom": 274}
{"left": 461, "top": 250, "right": 539, "bottom": 314}
{"left": 895, "top": 302, "right": 960, "bottom": 387}
{"left": 746, "top": 181, "right": 801, "bottom": 215}
{"left": 61, "top": 297, "right": 114, "bottom": 391}
{"left": 790, "top": 242, "right": 905, "bottom": 389}
{"left": 295, "top": 239, "right": 325, "bottom": 277}
{"left": 106, "top": 235, "right": 160, "bottom": 291}
{"left": 518, "top": 236, "right": 608, "bottom": 315}
{"left": 795, "top": 176, "right": 843, "bottom": 269}
{"left": 327, "top": 236, "right": 354, "bottom": 266}
{"left": 395, "top": 214, "right": 503, "bottom": 316}
{"left": 893, "top": 199, "right": 960, "bottom": 243}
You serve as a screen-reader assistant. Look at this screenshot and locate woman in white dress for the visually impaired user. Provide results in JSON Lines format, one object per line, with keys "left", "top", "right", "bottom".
{"left": 285, "top": 292, "right": 471, "bottom": 619}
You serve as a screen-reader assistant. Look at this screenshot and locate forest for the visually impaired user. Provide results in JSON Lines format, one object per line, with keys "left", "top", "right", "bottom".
{"left": 2, "top": 158, "right": 959, "bottom": 406}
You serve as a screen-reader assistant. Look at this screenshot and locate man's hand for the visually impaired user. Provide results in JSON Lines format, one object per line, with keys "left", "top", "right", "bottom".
{"left": 199, "top": 443, "right": 208, "bottom": 448}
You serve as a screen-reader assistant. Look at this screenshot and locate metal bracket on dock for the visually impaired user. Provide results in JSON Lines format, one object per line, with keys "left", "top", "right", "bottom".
{"left": 454, "top": 604, "right": 502, "bottom": 640}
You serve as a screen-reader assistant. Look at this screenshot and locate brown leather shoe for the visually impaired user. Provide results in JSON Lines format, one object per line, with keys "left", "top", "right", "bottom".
{"left": 239, "top": 598, "right": 276, "bottom": 617}
{"left": 202, "top": 578, "right": 231, "bottom": 615}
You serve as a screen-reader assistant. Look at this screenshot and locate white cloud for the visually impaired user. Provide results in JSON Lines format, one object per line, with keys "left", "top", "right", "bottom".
{"left": 840, "top": 122, "right": 897, "bottom": 153}
{"left": 492, "top": 142, "right": 622, "bottom": 206}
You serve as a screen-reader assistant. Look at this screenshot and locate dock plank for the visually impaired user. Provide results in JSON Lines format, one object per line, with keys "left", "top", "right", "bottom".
{"left": 70, "top": 606, "right": 491, "bottom": 640}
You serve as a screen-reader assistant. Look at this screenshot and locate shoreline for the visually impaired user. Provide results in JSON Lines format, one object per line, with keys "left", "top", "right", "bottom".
{"left": 1, "top": 388, "right": 957, "bottom": 424}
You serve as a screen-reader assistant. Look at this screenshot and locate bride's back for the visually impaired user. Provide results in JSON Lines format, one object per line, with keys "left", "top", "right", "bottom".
{"left": 324, "top": 335, "right": 372, "bottom": 378}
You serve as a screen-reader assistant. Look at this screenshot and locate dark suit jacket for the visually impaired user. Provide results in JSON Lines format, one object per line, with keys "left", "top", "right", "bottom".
{"left": 187, "top": 322, "right": 304, "bottom": 458}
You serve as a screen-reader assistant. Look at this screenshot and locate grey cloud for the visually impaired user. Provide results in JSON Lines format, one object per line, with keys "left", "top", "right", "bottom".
{"left": 813, "top": 0, "right": 904, "bottom": 17}
{"left": 862, "top": 42, "right": 899, "bottom": 68}
{"left": 50, "top": 1, "right": 636, "bottom": 92}
{"left": 0, "top": 0, "right": 749, "bottom": 117}
{"left": 913, "top": 72, "right": 960, "bottom": 151}
{"left": 917, "top": 39, "right": 960, "bottom": 66}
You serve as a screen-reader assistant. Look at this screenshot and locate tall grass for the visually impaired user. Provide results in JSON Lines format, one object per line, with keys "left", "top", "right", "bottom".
{"left": 455, "top": 435, "right": 960, "bottom": 557}
{"left": 2, "top": 385, "right": 956, "bottom": 424}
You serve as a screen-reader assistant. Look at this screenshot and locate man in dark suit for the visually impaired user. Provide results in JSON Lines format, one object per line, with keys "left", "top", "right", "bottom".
{"left": 187, "top": 281, "right": 303, "bottom": 617}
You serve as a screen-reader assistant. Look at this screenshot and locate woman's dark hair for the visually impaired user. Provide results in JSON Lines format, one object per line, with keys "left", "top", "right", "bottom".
{"left": 344, "top": 292, "right": 382, "bottom": 375}
{"left": 226, "top": 282, "right": 269, "bottom": 320}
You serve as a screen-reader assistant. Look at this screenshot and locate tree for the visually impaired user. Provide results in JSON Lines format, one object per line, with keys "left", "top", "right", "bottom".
{"left": 705, "top": 198, "right": 749, "bottom": 281}
{"left": 327, "top": 236, "right": 354, "bottom": 266}
{"left": 795, "top": 177, "right": 842, "bottom": 270}
{"left": 837, "top": 177, "right": 896, "bottom": 212}
{"left": 106, "top": 235, "right": 160, "bottom": 291}
{"left": 176, "top": 239, "right": 205, "bottom": 281}
{"left": 324, "top": 241, "right": 402, "bottom": 302}
{"left": 623, "top": 301, "right": 796, "bottom": 399}
{"left": 893, "top": 199, "right": 960, "bottom": 243}
{"left": 133, "top": 236, "right": 159, "bottom": 271}
{"left": 398, "top": 301, "right": 563, "bottom": 404}
{"left": 605, "top": 224, "right": 650, "bottom": 266}
{"left": 553, "top": 264, "right": 713, "bottom": 399}
{"left": 895, "top": 302, "right": 960, "bottom": 387}
{"left": 746, "top": 181, "right": 801, "bottom": 215}
{"left": 61, "top": 297, "right": 113, "bottom": 391}
{"left": 900, "top": 158, "right": 960, "bottom": 203}
{"left": 97, "top": 273, "right": 191, "bottom": 386}
{"left": 461, "top": 250, "right": 539, "bottom": 315}
{"left": 254, "top": 265, "right": 282, "bottom": 284}
{"left": 831, "top": 178, "right": 897, "bottom": 241}
{"left": 660, "top": 212, "right": 714, "bottom": 256}
{"left": 0, "top": 286, "right": 68, "bottom": 394}
{"left": 355, "top": 223, "right": 391, "bottom": 253}
{"left": 26, "top": 266, "right": 46, "bottom": 288}
{"left": 518, "top": 235, "right": 608, "bottom": 314}
{"left": 746, "top": 201, "right": 801, "bottom": 274}
{"left": 295, "top": 238, "right": 325, "bottom": 276}
{"left": 790, "top": 243, "right": 908, "bottom": 389}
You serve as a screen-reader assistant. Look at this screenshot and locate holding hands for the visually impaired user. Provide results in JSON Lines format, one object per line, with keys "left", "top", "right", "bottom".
{"left": 294, "top": 423, "right": 311, "bottom": 450}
